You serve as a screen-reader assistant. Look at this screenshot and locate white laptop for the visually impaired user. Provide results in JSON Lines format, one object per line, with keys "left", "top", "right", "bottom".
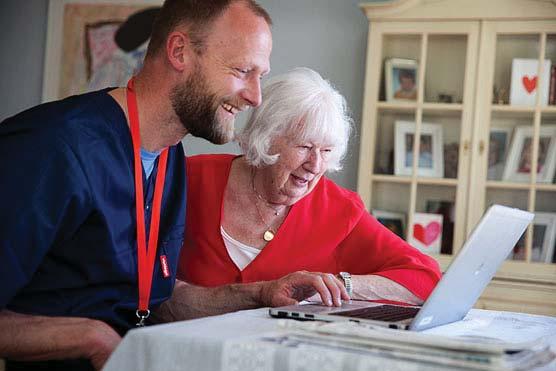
{"left": 269, "top": 205, "right": 533, "bottom": 331}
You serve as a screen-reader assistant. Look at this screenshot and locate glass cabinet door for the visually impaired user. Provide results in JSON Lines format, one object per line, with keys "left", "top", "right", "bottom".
{"left": 358, "top": 22, "right": 479, "bottom": 263}
{"left": 473, "top": 21, "right": 556, "bottom": 270}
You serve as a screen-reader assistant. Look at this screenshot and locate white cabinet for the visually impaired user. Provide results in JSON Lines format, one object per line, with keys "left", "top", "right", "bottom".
{"left": 357, "top": 0, "right": 556, "bottom": 315}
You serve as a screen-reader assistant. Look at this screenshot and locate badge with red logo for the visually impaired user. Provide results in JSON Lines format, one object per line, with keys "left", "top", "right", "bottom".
{"left": 160, "top": 255, "right": 171, "bottom": 278}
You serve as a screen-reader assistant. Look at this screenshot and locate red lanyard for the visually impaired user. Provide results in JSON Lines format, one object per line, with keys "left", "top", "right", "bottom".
{"left": 126, "top": 78, "right": 169, "bottom": 326}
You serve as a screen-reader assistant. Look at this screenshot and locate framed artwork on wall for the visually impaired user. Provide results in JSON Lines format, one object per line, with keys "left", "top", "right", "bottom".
{"left": 394, "top": 121, "right": 444, "bottom": 178}
{"left": 502, "top": 125, "right": 556, "bottom": 183}
{"left": 385, "top": 58, "right": 419, "bottom": 102}
{"left": 42, "top": 0, "right": 162, "bottom": 102}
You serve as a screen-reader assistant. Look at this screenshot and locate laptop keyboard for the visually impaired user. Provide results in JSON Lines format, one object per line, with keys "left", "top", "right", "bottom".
{"left": 329, "top": 304, "right": 420, "bottom": 322}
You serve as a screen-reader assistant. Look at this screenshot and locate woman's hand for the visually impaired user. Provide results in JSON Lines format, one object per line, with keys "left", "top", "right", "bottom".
{"left": 259, "top": 271, "right": 350, "bottom": 307}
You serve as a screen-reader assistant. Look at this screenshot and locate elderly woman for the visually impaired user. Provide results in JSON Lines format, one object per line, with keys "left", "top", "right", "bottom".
{"left": 178, "top": 68, "right": 440, "bottom": 304}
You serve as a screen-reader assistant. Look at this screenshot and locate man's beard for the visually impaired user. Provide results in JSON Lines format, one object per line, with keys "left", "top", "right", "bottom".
{"left": 170, "top": 68, "right": 233, "bottom": 145}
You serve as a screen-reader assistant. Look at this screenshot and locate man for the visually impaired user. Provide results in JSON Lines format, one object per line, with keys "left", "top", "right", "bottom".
{"left": 0, "top": 1, "right": 347, "bottom": 369}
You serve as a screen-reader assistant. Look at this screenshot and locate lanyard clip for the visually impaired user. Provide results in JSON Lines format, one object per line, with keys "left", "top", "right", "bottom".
{"left": 135, "top": 309, "right": 150, "bottom": 327}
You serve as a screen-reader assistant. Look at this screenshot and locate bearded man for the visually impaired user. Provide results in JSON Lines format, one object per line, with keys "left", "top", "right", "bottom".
{"left": 0, "top": 1, "right": 346, "bottom": 370}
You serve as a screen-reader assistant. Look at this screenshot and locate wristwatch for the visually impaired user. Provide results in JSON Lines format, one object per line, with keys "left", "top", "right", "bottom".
{"left": 338, "top": 271, "right": 353, "bottom": 297}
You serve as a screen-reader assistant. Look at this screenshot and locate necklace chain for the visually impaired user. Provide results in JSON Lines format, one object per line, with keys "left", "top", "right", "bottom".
{"left": 250, "top": 169, "right": 284, "bottom": 216}
{"left": 250, "top": 168, "right": 282, "bottom": 242}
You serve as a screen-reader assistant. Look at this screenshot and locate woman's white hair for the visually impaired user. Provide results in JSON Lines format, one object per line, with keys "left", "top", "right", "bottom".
{"left": 238, "top": 67, "right": 352, "bottom": 172}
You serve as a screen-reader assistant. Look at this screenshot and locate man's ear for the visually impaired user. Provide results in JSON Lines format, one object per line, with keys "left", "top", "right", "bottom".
{"left": 165, "top": 31, "right": 195, "bottom": 72}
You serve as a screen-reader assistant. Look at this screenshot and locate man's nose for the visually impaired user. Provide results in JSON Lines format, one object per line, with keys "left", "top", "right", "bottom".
{"left": 240, "top": 76, "right": 262, "bottom": 107}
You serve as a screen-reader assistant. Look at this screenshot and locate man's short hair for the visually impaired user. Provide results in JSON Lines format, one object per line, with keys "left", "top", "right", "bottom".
{"left": 146, "top": 0, "right": 272, "bottom": 58}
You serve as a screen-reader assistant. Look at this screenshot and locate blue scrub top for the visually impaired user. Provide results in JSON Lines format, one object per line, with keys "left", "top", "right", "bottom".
{"left": 0, "top": 89, "right": 187, "bottom": 333}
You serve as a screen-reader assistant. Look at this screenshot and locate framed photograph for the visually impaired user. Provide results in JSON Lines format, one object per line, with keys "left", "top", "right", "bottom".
{"left": 409, "top": 212, "right": 443, "bottom": 255}
{"left": 513, "top": 212, "right": 556, "bottom": 262}
{"left": 426, "top": 200, "right": 455, "bottom": 255}
{"left": 42, "top": 0, "right": 162, "bottom": 102}
{"left": 394, "top": 121, "right": 444, "bottom": 177}
{"left": 487, "top": 127, "right": 513, "bottom": 180}
{"left": 532, "top": 212, "right": 556, "bottom": 263}
{"left": 385, "top": 58, "right": 419, "bottom": 102}
{"left": 509, "top": 58, "right": 551, "bottom": 106}
{"left": 372, "top": 210, "right": 406, "bottom": 239}
{"left": 443, "top": 142, "right": 459, "bottom": 178}
{"left": 502, "top": 126, "right": 556, "bottom": 183}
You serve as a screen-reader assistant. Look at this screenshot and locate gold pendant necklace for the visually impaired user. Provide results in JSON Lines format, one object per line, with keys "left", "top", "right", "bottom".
{"left": 251, "top": 168, "right": 280, "bottom": 241}
{"left": 263, "top": 230, "right": 275, "bottom": 242}
{"left": 253, "top": 184, "right": 276, "bottom": 241}
{"left": 254, "top": 196, "right": 275, "bottom": 241}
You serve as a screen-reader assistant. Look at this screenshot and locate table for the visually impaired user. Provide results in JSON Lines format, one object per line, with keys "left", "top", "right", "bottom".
{"left": 103, "top": 308, "right": 556, "bottom": 371}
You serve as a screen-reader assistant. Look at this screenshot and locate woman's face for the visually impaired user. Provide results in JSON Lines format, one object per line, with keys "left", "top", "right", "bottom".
{"left": 259, "top": 134, "right": 332, "bottom": 206}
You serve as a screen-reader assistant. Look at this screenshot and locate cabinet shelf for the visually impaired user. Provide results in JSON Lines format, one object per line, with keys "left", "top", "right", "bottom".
{"left": 376, "top": 101, "right": 463, "bottom": 113}
{"left": 486, "top": 181, "right": 556, "bottom": 191}
{"left": 536, "top": 183, "right": 556, "bottom": 192}
{"left": 491, "top": 104, "right": 556, "bottom": 114}
{"left": 372, "top": 174, "right": 458, "bottom": 186}
{"left": 377, "top": 101, "right": 416, "bottom": 112}
{"left": 422, "top": 103, "right": 464, "bottom": 111}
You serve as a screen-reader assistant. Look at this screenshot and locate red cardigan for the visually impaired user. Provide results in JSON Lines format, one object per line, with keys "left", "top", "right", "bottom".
{"left": 178, "top": 154, "right": 441, "bottom": 300}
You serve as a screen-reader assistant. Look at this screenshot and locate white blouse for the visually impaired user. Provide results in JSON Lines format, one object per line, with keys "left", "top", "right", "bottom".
{"left": 220, "top": 226, "right": 260, "bottom": 271}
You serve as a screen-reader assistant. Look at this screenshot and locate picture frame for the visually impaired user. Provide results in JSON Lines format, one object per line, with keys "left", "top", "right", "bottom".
{"left": 487, "top": 127, "right": 513, "bottom": 180}
{"left": 394, "top": 121, "right": 444, "bottom": 178}
{"left": 426, "top": 200, "right": 455, "bottom": 255}
{"left": 409, "top": 212, "right": 443, "bottom": 255}
{"left": 532, "top": 212, "right": 556, "bottom": 263}
{"left": 502, "top": 125, "right": 556, "bottom": 183}
{"left": 509, "top": 58, "right": 551, "bottom": 106}
{"left": 385, "top": 58, "right": 419, "bottom": 102}
{"left": 42, "top": 0, "right": 162, "bottom": 103}
{"left": 371, "top": 209, "right": 406, "bottom": 239}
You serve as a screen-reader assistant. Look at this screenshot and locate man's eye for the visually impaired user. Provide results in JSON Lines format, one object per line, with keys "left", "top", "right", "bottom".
{"left": 322, "top": 148, "right": 332, "bottom": 153}
{"left": 235, "top": 68, "right": 249, "bottom": 74}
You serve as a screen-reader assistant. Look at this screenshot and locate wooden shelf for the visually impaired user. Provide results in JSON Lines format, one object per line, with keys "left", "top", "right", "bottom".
{"left": 435, "top": 253, "right": 556, "bottom": 284}
{"left": 491, "top": 104, "right": 535, "bottom": 113}
{"left": 486, "top": 181, "right": 556, "bottom": 191}
{"left": 535, "top": 183, "right": 556, "bottom": 192}
{"left": 486, "top": 181, "right": 533, "bottom": 190}
{"left": 376, "top": 101, "right": 417, "bottom": 112}
{"left": 372, "top": 174, "right": 412, "bottom": 183}
{"left": 376, "top": 101, "right": 463, "bottom": 114}
{"left": 422, "top": 102, "right": 463, "bottom": 111}
{"left": 372, "top": 174, "right": 458, "bottom": 186}
{"left": 491, "top": 105, "right": 556, "bottom": 114}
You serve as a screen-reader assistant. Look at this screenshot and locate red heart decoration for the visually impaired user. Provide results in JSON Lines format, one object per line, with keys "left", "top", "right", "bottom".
{"left": 522, "top": 76, "right": 537, "bottom": 94}
{"left": 413, "top": 222, "right": 441, "bottom": 246}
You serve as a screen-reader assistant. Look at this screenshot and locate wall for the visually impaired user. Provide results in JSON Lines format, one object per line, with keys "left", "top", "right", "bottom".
{"left": 0, "top": 0, "right": 48, "bottom": 121}
{"left": 0, "top": 0, "right": 370, "bottom": 190}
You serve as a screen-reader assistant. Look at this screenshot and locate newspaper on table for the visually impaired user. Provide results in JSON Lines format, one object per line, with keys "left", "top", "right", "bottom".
{"left": 262, "top": 319, "right": 556, "bottom": 370}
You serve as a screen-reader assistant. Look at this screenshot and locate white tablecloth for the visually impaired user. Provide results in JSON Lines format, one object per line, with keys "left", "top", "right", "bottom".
{"left": 103, "top": 308, "right": 556, "bottom": 371}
